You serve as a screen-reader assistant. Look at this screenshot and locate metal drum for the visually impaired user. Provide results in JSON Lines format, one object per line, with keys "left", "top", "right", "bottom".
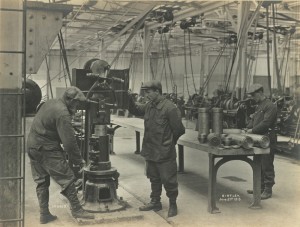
{"left": 212, "top": 108, "right": 223, "bottom": 135}
{"left": 198, "top": 108, "right": 210, "bottom": 143}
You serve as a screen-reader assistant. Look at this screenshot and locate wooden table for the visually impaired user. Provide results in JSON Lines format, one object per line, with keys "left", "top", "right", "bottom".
{"left": 111, "top": 116, "right": 270, "bottom": 213}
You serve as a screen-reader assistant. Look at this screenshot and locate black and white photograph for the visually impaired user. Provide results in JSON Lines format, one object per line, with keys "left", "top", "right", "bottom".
{"left": 0, "top": 0, "right": 299, "bottom": 226}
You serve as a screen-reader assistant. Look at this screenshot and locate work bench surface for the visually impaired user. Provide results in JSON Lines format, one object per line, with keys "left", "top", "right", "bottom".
{"left": 111, "top": 116, "right": 269, "bottom": 156}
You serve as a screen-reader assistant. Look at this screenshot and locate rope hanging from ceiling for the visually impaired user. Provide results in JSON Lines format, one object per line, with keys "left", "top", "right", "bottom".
{"left": 183, "top": 29, "right": 190, "bottom": 98}
{"left": 199, "top": 42, "right": 228, "bottom": 97}
{"left": 129, "top": 37, "right": 138, "bottom": 91}
{"left": 160, "top": 33, "right": 168, "bottom": 92}
{"left": 272, "top": 3, "right": 282, "bottom": 94}
{"left": 282, "top": 36, "right": 291, "bottom": 90}
{"left": 163, "top": 33, "right": 175, "bottom": 91}
{"left": 158, "top": 32, "right": 166, "bottom": 86}
{"left": 187, "top": 29, "right": 197, "bottom": 94}
{"left": 59, "top": 51, "right": 68, "bottom": 88}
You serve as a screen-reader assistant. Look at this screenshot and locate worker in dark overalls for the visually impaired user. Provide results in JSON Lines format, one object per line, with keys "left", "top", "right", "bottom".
{"left": 245, "top": 84, "right": 277, "bottom": 199}
{"left": 128, "top": 80, "right": 185, "bottom": 217}
{"left": 27, "top": 87, "right": 94, "bottom": 224}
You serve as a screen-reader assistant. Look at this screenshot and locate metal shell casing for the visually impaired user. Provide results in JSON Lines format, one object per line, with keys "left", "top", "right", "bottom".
{"left": 198, "top": 108, "right": 210, "bottom": 143}
{"left": 212, "top": 108, "right": 223, "bottom": 135}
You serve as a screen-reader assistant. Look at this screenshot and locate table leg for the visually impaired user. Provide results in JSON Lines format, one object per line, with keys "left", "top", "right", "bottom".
{"left": 178, "top": 144, "right": 184, "bottom": 173}
{"left": 134, "top": 131, "right": 141, "bottom": 154}
{"left": 249, "top": 155, "right": 262, "bottom": 209}
{"left": 208, "top": 153, "right": 220, "bottom": 213}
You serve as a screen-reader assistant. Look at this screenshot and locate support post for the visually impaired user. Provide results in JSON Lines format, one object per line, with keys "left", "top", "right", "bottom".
{"left": 208, "top": 154, "right": 220, "bottom": 213}
{"left": 0, "top": 1, "right": 24, "bottom": 226}
{"left": 249, "top": 155, "right": 262, "bottom": 209}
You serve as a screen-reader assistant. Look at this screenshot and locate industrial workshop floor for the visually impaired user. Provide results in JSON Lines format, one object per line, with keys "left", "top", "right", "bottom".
{"left": 24, "top": 117, "right": 300, "bottom": 227}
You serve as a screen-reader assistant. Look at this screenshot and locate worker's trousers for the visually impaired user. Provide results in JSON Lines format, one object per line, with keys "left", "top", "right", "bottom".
{"left": 145, "top": 159, "right": 178, "bottom": 201}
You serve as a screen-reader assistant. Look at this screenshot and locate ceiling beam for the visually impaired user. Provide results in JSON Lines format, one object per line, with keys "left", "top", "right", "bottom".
{"left": 63, "top": 18, "right": 117, "bottom": 24}
{"left": 96, "top": 3, "right": 156, "bottom": 55}
{"left": 110, "top": 12, "right": 148, "bottom": 66}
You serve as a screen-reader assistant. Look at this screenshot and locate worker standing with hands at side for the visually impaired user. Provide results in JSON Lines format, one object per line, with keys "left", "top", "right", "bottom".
{"left": 245, "top": 84, "right": 277, "bottom": 200}
{"left": 128, "top": 80, "right": 185, "bottom": 218}
{"left": 27, "top": 86, "right": 94, "bottom": 224}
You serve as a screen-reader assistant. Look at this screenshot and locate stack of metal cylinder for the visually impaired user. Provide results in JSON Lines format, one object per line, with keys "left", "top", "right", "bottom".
{"left": 198, "top": 107, "right": 223, "bottom": 146}
{"left": 223, "top": 129, "right": 270, "bottom": 148}
{"left": 197, "top": 108, "right": 269, "bottom": 149}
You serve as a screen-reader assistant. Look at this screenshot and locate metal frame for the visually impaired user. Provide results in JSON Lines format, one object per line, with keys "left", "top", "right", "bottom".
{"left": 0, "top": 1, "right": 26, "bottom": 226}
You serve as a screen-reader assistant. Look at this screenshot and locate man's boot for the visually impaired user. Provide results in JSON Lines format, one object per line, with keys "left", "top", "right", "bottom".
{"left": 139, "top": 198, "right": 162, "bottom": 211}
{"left": 166, "top": 189, "right": 178, "bottom": 217}
{"left": 36, "top": 188, "right": 57, "bottom": 224}
{"left": 140, "top": 180, "right": 162, "bottom": 211}
{"left": 261, "top": 188, "right": 272, "bottom": 200}
{"left": 62, "top": 183, "right": 94, "bottom": 219}
{"left": 168, "top": 200, "right": 177, "bottom": 217}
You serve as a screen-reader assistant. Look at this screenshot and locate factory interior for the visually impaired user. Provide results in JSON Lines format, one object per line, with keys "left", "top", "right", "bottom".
{"left": 1, "top": 0, "right": 300, "bottom": 226}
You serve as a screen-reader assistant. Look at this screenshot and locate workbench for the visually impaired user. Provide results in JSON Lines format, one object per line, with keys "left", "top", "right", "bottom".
{"left": 111, "top": 116, "right": 270, "bottom": 214}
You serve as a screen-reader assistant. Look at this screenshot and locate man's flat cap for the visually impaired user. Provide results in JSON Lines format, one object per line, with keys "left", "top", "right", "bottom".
{"left": 141, "top": 80, "right": 162, "bottom": 91}
{"left": 64, "top": 86, "right": 86, "bottom": 101}
{"left": 246, "top": 84, "right": 263, "bottom": 94}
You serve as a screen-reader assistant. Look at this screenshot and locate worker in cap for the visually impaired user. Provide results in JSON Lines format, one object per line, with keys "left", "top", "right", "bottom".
{"left": 64, "top": 86, "right": 86, "bottom": 102}
{"left": 245, "top": 83, "right": 277, "bottom": 199}
{"left": 128, "top": 80, "right": 185, "bottom": 218}
{"left": 141, "top": 80, "right": 163, "bottom": 93}
{"left": 246, "top": 83, "right": 264, "bottom": 97}
{"left": 63, "top": 86, "right": 86, "bottom": 115}
{"left": 27, "top": 86, "right": 94, "bottom": 223}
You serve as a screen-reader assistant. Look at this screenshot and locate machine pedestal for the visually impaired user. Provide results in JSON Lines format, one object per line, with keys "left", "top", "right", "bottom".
{"left": 82, "top": 167, "right": 127, "bottom": 213}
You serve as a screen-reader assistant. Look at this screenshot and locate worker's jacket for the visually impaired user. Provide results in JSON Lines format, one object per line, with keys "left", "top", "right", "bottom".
{"left": 247, "top": 98, "right": 277, "bottom": 144}
{"left": 27, "top": 99, "right": 83, "bottom": 165}
{"left": 129, "top": 96, "right": 185, "bottom": 162}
